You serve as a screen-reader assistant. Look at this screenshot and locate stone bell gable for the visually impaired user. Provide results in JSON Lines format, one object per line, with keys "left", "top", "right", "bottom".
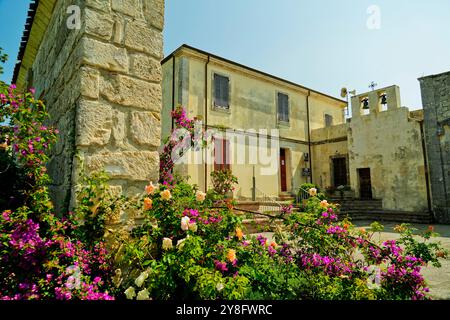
{"left": 13, "top": 0, "right": 165, "bottom": 213}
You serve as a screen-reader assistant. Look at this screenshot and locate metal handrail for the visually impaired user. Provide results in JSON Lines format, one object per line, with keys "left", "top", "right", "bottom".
{"left": 252, "top": 187, "right": 283, "bottom": 214}
{"left": 294, "top": 186, "right": 311, "bottom": 203}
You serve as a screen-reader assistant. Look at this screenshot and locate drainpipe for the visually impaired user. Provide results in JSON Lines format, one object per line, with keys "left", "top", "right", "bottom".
{"left": 204, "top": 55, "right": 211, "bottom": 192}
{"left": 171, "top": 56, "right": 176, "bottom": 130}
{"left": 306, "top": 91, "right": 313, "bottom": 184}
{"left": 419, "top": 121, "right": 433, "bottom": 217}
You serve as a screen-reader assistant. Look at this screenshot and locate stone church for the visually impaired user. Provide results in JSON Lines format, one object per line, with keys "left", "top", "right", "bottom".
{"left": 10, "top": 1, "right": 450, "bottom": 223}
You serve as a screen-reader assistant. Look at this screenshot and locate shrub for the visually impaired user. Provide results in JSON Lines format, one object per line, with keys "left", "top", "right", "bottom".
{"left": 0, "top": 81, "right": 114, "bottom": 300}
{"left": 210, "top": 170, "right": 238, "bottom": 197}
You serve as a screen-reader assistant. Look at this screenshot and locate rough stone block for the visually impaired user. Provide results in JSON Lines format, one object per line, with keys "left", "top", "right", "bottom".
{"left": 76, "top": 100, "right": 113, "bottom": 146}
{"left": 112, "top": 110, "right": 127, "bottom": 147}
{"left": 86, "top": 0, "right": 111, "bottom": 12}
{"left": 80, "top": 66, "right": 100, "bottom": 99}
{"left": 112, "top": 0, "right": 141, "bottom": 17}
{"left": 143, "top": 0, "right": 165, "bottom": 31}
{"left": 124, "top": 20, "right": 163, "bottom": 59}
{"left": 130, "top": 111, "right": 161, "bottom": 147}
{"left": 85, "top": 8, "right": 114, "bottom": 40}
{"left": 130, "top": 53, "right": 162, "bottom": 82}
{"left": 100, "top": 74, "right": 162, "bottom": 111}
{"left": 85, "top": 151, "right": 159, "bottom": 181}
{"left": 82, "top": 37, "right": 129, "bottom": 73}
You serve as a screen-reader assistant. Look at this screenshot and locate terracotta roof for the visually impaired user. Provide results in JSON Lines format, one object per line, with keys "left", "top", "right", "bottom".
{"left": 12, "top": 0, "right": 39, "bottom": 84}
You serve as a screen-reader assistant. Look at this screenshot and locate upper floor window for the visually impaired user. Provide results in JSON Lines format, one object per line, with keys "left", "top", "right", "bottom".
{"left": 277, "top": 92, "right": 289, "bottom": 123}
{"left": 213, "top": 74, "right": 230, "bottom": 109}
{"left": 325, "top": 114, "right": 333, "bottom": 127}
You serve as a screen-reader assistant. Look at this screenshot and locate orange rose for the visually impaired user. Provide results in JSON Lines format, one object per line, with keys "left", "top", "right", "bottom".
{"left": 145, "top": 182, "right": 158, "bottom": 195}
{"left": 320, "top": 200, "right": 329, "bottom": 208}
{"left": 143, "top": 198, "right": 153, "bottom": 210}
{"left": 226, "top": 249, "right": 236, "bottom": 262}
{"left": 235, "top": 227, "right": 244, "bottom": 240}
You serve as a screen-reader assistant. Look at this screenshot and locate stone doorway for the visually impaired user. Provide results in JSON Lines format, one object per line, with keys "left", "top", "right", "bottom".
{"left": 358, "top": 168, "right": 372, "bottom": 199}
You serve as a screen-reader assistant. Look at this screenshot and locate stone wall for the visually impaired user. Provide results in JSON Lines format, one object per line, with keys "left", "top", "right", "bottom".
{"left": 419, "top": 72, "right": 450, "bottom": 223}
{"left": 23, "top": 0, "right": 164, "bottom": 214}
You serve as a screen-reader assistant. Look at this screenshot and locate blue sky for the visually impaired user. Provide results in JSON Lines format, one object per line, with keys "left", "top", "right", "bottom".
{"left": 1, "top": 0, "right": 449, "bottom": 109}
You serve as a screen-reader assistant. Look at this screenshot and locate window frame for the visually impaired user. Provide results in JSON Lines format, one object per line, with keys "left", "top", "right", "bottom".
{"left": 212, "top": 72, "right": 231, "bottom": 113}
{"left": 276, "top": 91, "right": 290, "bottom": 125}
{"left": 324, "top": 113, "right": 333, "bottom": 127}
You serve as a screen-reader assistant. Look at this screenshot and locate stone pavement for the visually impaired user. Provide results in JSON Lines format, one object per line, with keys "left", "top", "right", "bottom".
{"left": 257, "top": 221, "right": 450, "bottom": 300}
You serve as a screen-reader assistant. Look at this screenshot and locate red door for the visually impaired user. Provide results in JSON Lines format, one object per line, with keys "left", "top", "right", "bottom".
{"left": 280, "top": 149, "right": 287, "bottom": 192}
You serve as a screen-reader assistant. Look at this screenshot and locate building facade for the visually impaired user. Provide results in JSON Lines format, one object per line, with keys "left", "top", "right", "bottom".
{"left": 161, "top": 45, "right": 347, "bottom": 199}
{"left": 161, "top": 45, "right": 431, "bottom": 217}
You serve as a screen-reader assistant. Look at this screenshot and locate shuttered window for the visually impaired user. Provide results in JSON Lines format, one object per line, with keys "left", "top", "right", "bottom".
{"left": 277, "top": 92, "right": 289, "bottom": 123}
{"left": 325, "top": 114, "right": 333, "bottom": 127}
{"left": 213, "top": 74, "right": 230, "bottom": 109}
{"left": 214, "top": 138, "right": 231, "bottom": 171}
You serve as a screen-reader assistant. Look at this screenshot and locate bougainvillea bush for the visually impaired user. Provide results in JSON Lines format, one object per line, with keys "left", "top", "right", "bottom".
{"left": 0, "top": 80, "right": 114, "bottom": 300}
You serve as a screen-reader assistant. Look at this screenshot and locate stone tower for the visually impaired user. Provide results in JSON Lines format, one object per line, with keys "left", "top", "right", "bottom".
{"left": 419, "top": 71, "right": 450, "bottom": 224}
{"left": 13, "top": 0, "right": 165, "bottom": 213}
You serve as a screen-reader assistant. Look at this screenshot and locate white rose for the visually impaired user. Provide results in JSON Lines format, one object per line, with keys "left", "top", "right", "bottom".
{"left": 181, "top": 216, "right": 190, "bottom": 231}
{"left": 308, "top": 188, "right": 317, "bottom": 197}
{"left": 134, "top": 271, "right": 149, "bottom": 288}
{"left": 124, "top": 286, "right": 136, "bottom": 300}
{"left": 162, "top": 237, "right": 173, "bottom": 250}
{"left": 216, "top": 283, "right": 224, "bottom": 292}
{"left": 177, "top": 237, "right": 188, "bottom": 250}
{"left": 136, "top": 288, "right": 150, "bottom": 300}
{"left": 195, "top": 190, "right": 206, "bottom": 202}
{"left": 188, "top": 222, "right": 198, "bottom": 233}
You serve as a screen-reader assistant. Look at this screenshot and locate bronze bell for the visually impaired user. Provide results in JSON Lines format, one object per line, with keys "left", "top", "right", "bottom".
{"left": 362, "top": 98, "right": 370, "bottom": 109}
{"left": 380, "top": 94, "right": 387, "bottom": 105}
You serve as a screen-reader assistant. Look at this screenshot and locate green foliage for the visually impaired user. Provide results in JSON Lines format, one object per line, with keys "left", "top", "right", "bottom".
{"left": 210, "top": 169, "right": 238, "bottom": 196}
{"left": 0, "top": 47, "right": 7, "bottom": 76}
{"left": 394, "top": 224, "right": 448, "bottom": 268}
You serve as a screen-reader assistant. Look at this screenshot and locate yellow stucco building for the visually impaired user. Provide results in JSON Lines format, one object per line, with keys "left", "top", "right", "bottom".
{"left": 161, "top": 45, "right": 346, "bottom": 199}
{"left": 161, "top": 45, "right": 431, "bottom": 218}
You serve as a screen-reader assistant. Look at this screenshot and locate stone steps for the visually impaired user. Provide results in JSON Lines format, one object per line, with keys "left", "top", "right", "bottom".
{"left": 339, "top": 210, "right": 433, "bottom": 224}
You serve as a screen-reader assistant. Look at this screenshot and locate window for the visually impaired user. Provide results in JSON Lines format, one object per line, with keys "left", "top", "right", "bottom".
{"left": 325, "top": 114, "right": 333, "bottom": 127}
{"left": 214, "top": 138, "right": 231, "bottom": 171}
{"left": 277, "top": 92, "right": 289, "bottom": 123}
{"left": 213, "top": 74, "right": 230, "bottom": 109}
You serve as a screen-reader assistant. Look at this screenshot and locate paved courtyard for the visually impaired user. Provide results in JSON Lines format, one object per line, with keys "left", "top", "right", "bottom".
{"left": 259, "top": 221, "right": 450, "bottom": 300}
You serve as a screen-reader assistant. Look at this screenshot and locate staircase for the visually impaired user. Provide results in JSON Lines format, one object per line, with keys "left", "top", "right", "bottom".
{"left": 278, "top": 192, "right": 295, "bottom": 202}
{"left": 335, "top": 199, "right": 433, "bottom": 224}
